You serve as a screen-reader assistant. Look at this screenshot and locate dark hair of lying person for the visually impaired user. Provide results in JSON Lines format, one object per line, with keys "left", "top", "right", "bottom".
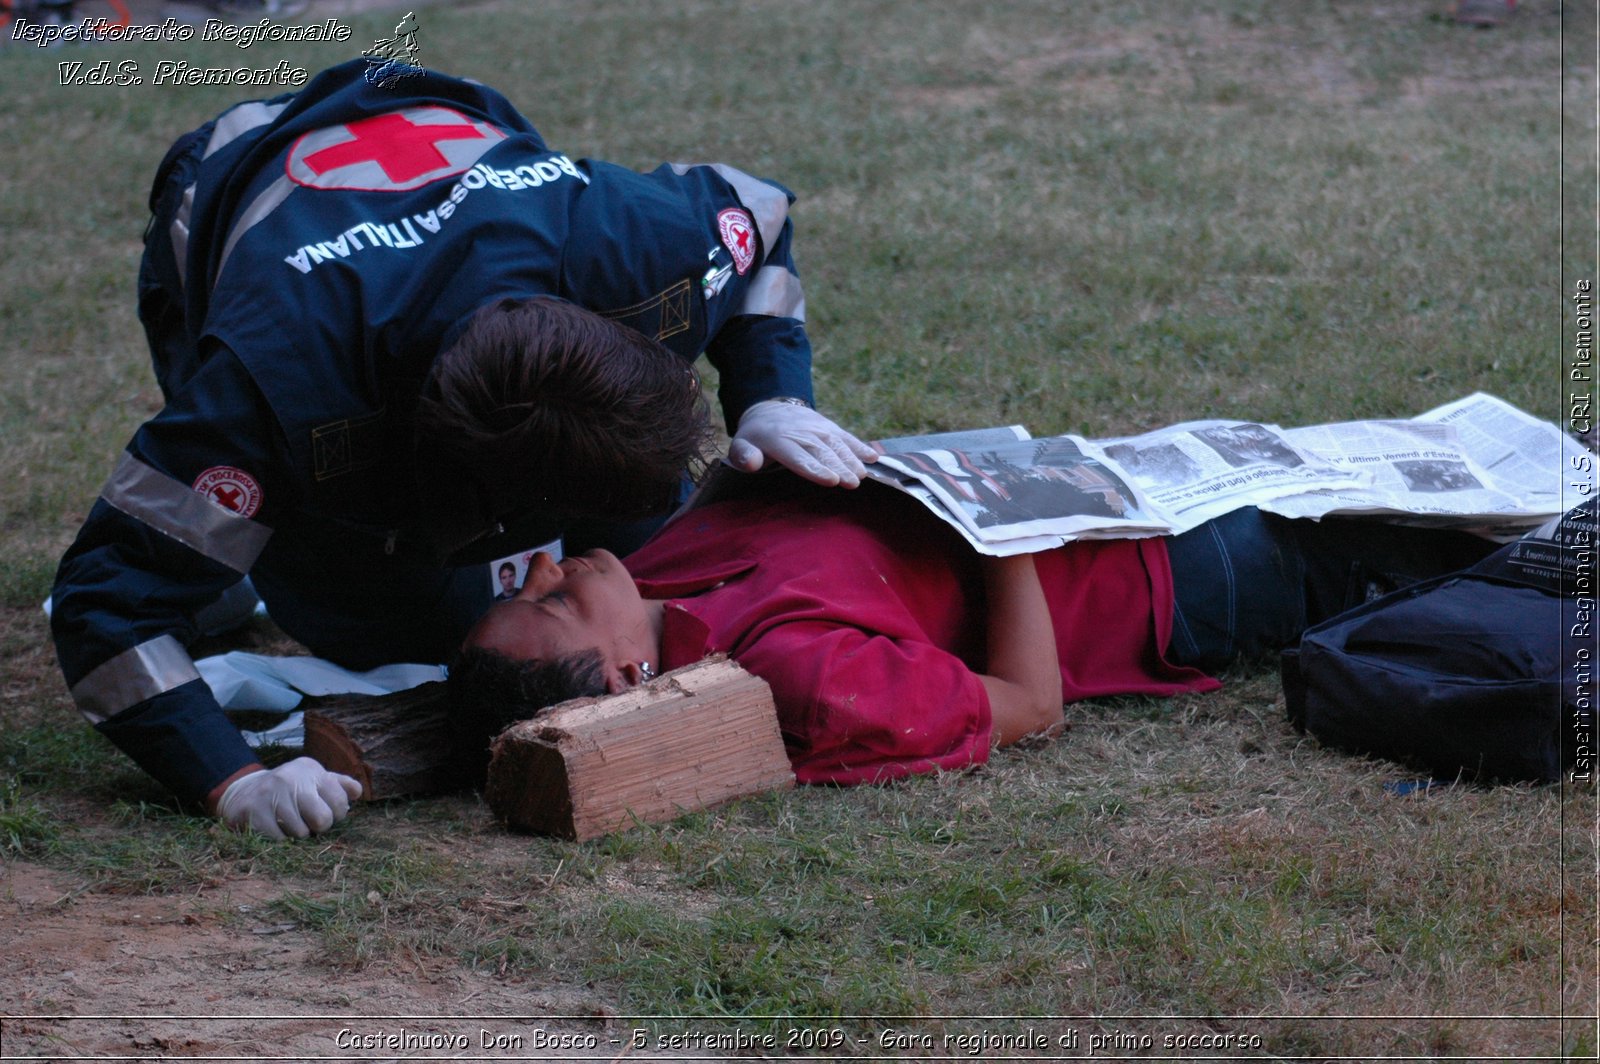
{"left": 448, "top": 643, "right": 610, "bottom": 755}
{"left": 415, "top": 295, "right": 712, "bottom": 516}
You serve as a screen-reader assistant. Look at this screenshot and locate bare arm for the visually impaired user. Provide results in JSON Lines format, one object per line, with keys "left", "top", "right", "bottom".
{"left": 976, "top": 554, "right": 1064, "bottom": 747}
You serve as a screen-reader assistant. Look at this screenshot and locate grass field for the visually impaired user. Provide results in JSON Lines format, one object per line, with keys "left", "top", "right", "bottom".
{"left": 1, "top": 0, "right": 1596, "bottom": 1059}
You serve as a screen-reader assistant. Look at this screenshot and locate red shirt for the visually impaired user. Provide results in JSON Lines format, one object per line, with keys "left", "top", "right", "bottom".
{"left": 626, "top": 481, "right": 1217, "bottom": 785}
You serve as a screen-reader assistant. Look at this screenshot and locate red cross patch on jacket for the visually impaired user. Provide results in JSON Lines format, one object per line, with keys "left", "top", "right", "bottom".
{"left": 286, "top": 107, "right": 507, "bottom": 191}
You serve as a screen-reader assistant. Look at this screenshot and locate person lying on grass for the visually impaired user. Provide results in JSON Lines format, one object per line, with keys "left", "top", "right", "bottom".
{"left": 451, "top": 471, "right": 1494, "bottom": 785}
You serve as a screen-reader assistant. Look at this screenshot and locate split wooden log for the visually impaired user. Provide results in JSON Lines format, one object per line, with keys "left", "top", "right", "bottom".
{"left": 485, "top": 656, "right": 795, "bottom": 841}
{"left": 301, "top": 681, "right": 467, "bottom": 801}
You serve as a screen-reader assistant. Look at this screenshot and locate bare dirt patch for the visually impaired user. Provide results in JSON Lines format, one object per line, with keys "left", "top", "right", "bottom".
{"left": 0, "top": 859, "right": 629, "bottom": 1059}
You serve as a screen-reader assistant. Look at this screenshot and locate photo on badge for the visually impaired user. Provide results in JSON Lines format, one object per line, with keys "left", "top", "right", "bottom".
{"left": 488, "top": 538, "right": 562, "bottom": 602}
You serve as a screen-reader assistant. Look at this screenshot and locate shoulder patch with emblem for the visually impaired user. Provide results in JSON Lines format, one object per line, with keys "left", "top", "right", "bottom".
{"left": 717, "top": 207, "right": 757, "bottom": 275}
{"left": 193, "top": 466, "right": 263, "bottom": 518}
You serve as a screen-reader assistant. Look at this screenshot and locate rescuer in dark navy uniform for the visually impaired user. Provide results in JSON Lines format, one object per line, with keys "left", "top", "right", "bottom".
{"left": 50, "top": 59, "right": 874, "bottom": 838}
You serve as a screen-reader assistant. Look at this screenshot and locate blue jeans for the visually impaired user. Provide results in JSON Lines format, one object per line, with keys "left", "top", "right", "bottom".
{"left": 1164, "top": 508, "right": 1496, "bottom": 673}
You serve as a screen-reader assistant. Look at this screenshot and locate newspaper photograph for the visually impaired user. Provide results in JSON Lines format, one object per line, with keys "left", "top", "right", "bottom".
{"left": 862, "top": 426, "right": 1074, "bottom": 553}
{"left": 870, "top": 436, "right": 1169, "bottom": 551}
{"left": 1260, "top": 419, "right": 1529, "bottom": 525}
{"left": 1096, "top": 419, "right": 1363, "bottom": 530}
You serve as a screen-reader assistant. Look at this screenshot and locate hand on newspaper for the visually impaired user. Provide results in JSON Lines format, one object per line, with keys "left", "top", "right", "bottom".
{"left": 728, "top": 399, "right": 876, "bottom": 488}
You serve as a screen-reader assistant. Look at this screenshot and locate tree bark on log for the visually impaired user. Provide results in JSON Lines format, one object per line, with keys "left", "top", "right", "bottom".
{"left": 301, "top": 681, "right": 471, "bottom": 800}
{"left": 486, "top": 656, "right": 795, "bottom": 840}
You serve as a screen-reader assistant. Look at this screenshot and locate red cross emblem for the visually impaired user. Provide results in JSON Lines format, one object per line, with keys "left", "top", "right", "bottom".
{"left": 718, "top": 208, "right": 757, "bottom": 274}
{"left": 286, "top": 107, "right": 507, "bottom": 191}
{"left": 192, "top": 467, "right": 263, "bottom": 519}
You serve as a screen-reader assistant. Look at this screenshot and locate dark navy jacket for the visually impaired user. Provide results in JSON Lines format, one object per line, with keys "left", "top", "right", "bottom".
{"left": 51, "top": 61, "right": 815, "bottom": 803}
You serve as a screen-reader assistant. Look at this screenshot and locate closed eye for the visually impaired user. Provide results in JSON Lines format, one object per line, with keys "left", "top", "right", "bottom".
{"left": 539, "top": 589, "right": 572, "bottom": 609}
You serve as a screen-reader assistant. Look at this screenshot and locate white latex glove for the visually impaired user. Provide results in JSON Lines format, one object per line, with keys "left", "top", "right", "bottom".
{"left": 216, "top": 757, "right": 362, "bottom": 839}
{"left": 727, "top": 399, "right": 876, "bottom": 487}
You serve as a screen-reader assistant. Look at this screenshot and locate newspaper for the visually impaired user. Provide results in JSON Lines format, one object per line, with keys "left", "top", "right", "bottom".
{"left": 674, "top": 425, "right": 1043, "bottom": 531}
{"left": 1258, "top": 393, "right": 1592, "bottom": 538}
{"left": 867, "top": 419, "right": 1360, "bottom": 555}
{"left": 856, "top": 393, "right": 1582, "bottom": 556}
{"left": 868, "top": 435, "right": 1173, "bottom": 552}
{"left": 1094, "top": 419, "right": 1363, "bottom": 529}
{"left": 1261, "top": 420, "right": 1526, "bottom": 523}
{"left": 1414, "top": 392, "right": 1589, "bottom": 524}
{"left": 862, "top": 426, "right": 1074, "bottom": 552}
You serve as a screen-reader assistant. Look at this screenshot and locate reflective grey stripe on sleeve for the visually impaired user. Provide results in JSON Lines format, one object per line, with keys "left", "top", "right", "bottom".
{"left": 738, "top": 264, "right": 806, "bottom": 321}
{"left": 215, "top": 175, "right": 297, "bottom": 285}
{"left": 670, "top": 162, "right": 789, "bottom": 260}
{"left": 165, "top": 101, "right": 287, "bottom": 290}
{"left": 170, "top": 181, "right": 197, "bottom": 290}
{"left": 202, "top": 100, "right": 288, "bottom": 160}
{"left": 101, "top": 453, "right": 273, "bottom": 574}
{"left": 70, "top": 635, "right": 200, "bottom": 724}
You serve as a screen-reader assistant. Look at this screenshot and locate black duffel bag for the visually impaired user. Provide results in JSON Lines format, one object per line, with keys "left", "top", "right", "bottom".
{"left": 1281, "top": 499, "right": 1596, "bottom": 783}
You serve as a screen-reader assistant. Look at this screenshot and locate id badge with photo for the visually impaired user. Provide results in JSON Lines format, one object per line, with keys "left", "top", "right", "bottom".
{"left": 486, "top": 537, "right": 562, "bottom": 601}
